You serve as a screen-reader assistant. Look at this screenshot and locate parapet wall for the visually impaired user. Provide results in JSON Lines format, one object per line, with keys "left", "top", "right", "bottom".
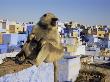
{"left": 0, "top": 52, "right": 81, "bottom": 82}
{"left": 0, "top": 63, "right": 54, "bottom": 82}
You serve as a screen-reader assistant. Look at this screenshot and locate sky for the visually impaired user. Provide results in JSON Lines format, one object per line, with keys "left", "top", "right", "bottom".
{"left": 0, "top": 0, "right": 110, "bottom": 25}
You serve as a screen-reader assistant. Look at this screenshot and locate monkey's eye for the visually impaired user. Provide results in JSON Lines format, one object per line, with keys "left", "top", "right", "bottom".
{"left": 51, "top": 18, "right": 58, "bottom": 21}
{"left": 43, "top": 14, "right": 47, "bottom": 17}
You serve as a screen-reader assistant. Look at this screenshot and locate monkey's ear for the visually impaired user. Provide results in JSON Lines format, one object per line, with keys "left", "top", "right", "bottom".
{"left": 43, "top": 14, "right": 47, "bottom": 17}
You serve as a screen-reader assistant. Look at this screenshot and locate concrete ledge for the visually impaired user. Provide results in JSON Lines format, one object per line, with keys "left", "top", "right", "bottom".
{"left": 0, "top": 63, "right": 54, "bottom": 82}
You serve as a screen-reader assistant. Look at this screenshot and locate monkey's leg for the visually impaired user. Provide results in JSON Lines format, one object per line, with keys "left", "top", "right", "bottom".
{"left": 14, "top": 42, "right": 28, "bottom": 64}
{"left": 53, "top": 62, "right": 58, "bottom": 82}
{"left": 35, "top": 44, "right": 50, "bottom": 67}
{"left": 15, "top": 50, "right": 26, "bottom": 64}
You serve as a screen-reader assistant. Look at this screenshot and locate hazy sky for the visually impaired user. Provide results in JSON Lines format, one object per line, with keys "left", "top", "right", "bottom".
{"left": 0, "top": 0, "right": 110, "bottom": 25}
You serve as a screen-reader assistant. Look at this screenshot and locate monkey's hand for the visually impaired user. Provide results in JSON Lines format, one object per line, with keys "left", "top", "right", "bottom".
{"left": 26, "top": 33, "right": 36, "bottom": 43}
{"left": 29, "top": 33, "right": 36, "bottom": 40}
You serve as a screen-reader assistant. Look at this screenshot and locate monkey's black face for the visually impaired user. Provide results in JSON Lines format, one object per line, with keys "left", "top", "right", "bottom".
{"left": 51, "top": 18, "right": 58, "bottom": 26}
{"left": 38, "top": 13, "right": 59, "bottom": 29}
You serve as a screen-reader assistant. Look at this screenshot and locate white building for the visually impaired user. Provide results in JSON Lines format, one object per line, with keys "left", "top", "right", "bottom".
{"left": 57, "top": 21, "right": 65, "bottom": 32}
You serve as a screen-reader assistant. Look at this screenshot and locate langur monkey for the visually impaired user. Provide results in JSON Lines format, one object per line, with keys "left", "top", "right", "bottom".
{"left": 15, "top": 13, "right": 64, "bottom": 82}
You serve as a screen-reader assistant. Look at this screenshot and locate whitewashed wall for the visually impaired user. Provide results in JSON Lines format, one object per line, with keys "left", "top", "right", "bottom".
{"left": 0, "top": 52, "right": 80, "bottom": 82}
{"left": 0, "top": 63, "right": 54, "bottom": 82}
{"left": 58, "top": 56, "right": 81, "bottom": 82}
{"left": 0, "top": 52, "right": 54, "bottom": 82}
